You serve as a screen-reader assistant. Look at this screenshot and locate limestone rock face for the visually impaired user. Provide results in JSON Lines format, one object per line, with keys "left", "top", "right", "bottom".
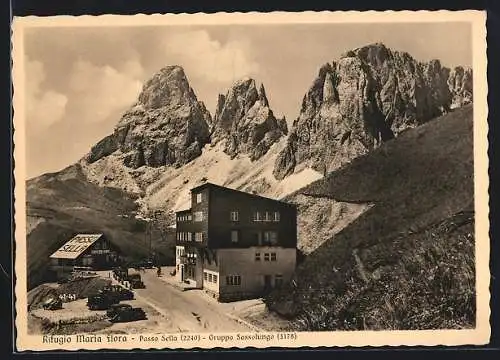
{"left": 273, "top": 43, "right": 473, "bottom": 179}
{"left": 86, "top": 65, "right": 211, "bottom": 169}
{"left": 448, "top": 66, "right": 473, "bottom": 109}
{"left": 211, "top": 78, "right": 287, "bottom": 161}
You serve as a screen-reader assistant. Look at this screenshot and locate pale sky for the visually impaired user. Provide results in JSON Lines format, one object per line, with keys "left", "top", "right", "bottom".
{"left": 23, "top": 22, "right": 472, "bottom": 179}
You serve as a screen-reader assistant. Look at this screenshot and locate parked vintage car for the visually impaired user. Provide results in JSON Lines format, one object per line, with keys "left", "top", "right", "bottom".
{"left": 106, "top": 303, "right": 133, "bottom": 318}
{"left": 137, "top": 260, "right": 154, "bottom": 269}
{"left": 42, "top": 297, "right": 63, "bottom": 310}
{"left": 87, "top": 293, "right": 119, "bottom": 310}
{"left": 128, "top": 274, "right": 145, "bottom": 289}
{"left": 109, "top": 307, "right": 147, "bottom": 323}
{"left": 101, "top": 285, "right": 134, "bottom": 301}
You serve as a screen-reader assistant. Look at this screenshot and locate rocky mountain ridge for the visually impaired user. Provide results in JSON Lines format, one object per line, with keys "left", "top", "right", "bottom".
{"left": 210, "top": 78, "right": 288, "bottom": 160}
{"left": 27, "top": 43, "right": 475, "bottom": 300}
{"left": 273, "top": 43, "right": 473, "bottom": 179}
{"left": 85, "top": 66, "right": 288, "bottom": 174}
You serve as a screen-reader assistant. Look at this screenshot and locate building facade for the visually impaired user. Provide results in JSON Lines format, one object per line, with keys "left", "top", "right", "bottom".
{"left": 49, "top": 234, "right": 119, "bottom": 280}
{"left": 175, "top": 183, "right": 297, "bottom": 302}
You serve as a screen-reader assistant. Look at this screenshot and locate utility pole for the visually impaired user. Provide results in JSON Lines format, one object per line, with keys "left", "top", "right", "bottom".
{"left": 149, "top": 220, "right": 152, "bottom": 260}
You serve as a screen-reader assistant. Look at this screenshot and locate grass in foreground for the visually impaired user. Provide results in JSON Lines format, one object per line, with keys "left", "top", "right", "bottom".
{"left": 266, "top": 105, "right": 475, "bottom": 330}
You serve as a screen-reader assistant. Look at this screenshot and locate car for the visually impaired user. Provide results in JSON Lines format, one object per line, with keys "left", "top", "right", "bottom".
{"left": 134, "top": 260, "right": 154, "bottom": 269}
{"left": 101, "top": 286, "right": 135, "bottom": 301}
{"left": 42, "top": 297, "right": 62, "bottom": 310}
{"left": 106, "top": 303, "right": 133, "bottom": 318}
{"left": 87, "top": 293, "right": 119, "bottom": 310}
{"left": 109, "top": 307, "right": 147, "bottom": 323}
{"left": 128, "top": 274, "right": 145, "bottom": 289}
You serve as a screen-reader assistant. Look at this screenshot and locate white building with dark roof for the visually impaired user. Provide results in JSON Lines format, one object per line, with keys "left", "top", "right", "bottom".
{"left": 49, "top": 233, "right": 119, "bottom": 279}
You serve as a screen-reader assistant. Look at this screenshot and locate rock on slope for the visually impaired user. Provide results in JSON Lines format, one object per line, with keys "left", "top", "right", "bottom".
{"left": 266, "top": 105, "right": 475, "bottom": 331}
{"left": 86, "top": 65, "right": 211, "bottom": 169}
{"left": 273, "top": 43, "right": 473, "bottom": 179}
{"left": 211, "top": 78, "right": 288, "bottom": 160}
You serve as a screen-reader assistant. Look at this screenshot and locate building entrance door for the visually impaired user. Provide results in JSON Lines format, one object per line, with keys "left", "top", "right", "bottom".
{"left": 263, "top": 275, "right": 272, "bottom": 293}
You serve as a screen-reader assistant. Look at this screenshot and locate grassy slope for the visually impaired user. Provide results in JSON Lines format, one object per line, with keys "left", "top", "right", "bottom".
{"left": 265, "top": 104, "right": 475, "bottom": 330}
{"left": 26, "top": 164, "right": 175, "bottom": 290}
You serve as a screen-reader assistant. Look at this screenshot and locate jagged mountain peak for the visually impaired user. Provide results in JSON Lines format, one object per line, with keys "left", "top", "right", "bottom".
{"left": 211, "top": 77, "right": 285, "bottom": 161}
{"left": 258, "top": 83, "right": 269, "bottom": 107}
{"left": 136, "top": 65, "right": 199, "bottom": 111}
{"left": 84, "top": 65, "right": 211, "bottom": 169}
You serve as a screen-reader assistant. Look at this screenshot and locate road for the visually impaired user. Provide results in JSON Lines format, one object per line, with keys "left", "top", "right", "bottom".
{"left": 128, "top": 270, "right": 255, "bottom": 333}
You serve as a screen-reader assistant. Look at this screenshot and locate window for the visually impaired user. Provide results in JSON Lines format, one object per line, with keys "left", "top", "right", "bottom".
{"left": 230, "top": 211, "right": 239, "bottom": 221}
{"left": 270, "top": 231, "right": 278, "bottom": 245}
{"left": 193, "top": 211, "right": 204, "bottom": 222}
{"left": 255, "top": 253, "right": 261, "bottom": 261}
{"left": 271, "top": 253, "right": 277, "bottom": 261}
{"left": 187, "top": 214, "right": 192, "bottom": 221}
{"left": 196, "top": 193, "right": 203, "bottom": 203}
{"left": 231, "top": 230, "right": 239, "bottom": 243}
{"left": 257, "top": 232, "right": 263, "bottom": 246}
{"left": 265, "top": 211, "right": 272, "bottom": 222}
{"left": 274, "top": 211, "right": 280, "bottom": 222}
{"left": 195, "top": 232, "right": 204, "bottom": 242}
{"left": 253, "top": 211, "right": 262, "bottom": 222}
{"left": 263, "top": 231, "right": 278, "bottom": 245}
{"left": 188, "top": 232, "right": 192, "bottom": 241}
{"left": 204, "top": 272, "right": 218, "bottom": 283}
{"left": 264, "top": 253, "right": 270, "bottom": 261}
{"left": 226, "top": 275, "right": 241, "bottom": 286}
{"left": 275, "top": 274, "right": 283, "bottom": 288}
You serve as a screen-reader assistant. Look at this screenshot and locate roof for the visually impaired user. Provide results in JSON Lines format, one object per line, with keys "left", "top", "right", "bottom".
{"left": 176, "top": 209, "right": 191, "bottom": 214}
{"left": 49, "top": 234, "right": 103, "bottom": 260}
{"left": 188, "top": 182, "right": 297, "bottom": 208}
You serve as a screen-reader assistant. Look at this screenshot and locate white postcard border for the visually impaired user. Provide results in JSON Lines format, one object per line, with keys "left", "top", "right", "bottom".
{"left": 12, "top": 10, "right": 490, "bottom": 351}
